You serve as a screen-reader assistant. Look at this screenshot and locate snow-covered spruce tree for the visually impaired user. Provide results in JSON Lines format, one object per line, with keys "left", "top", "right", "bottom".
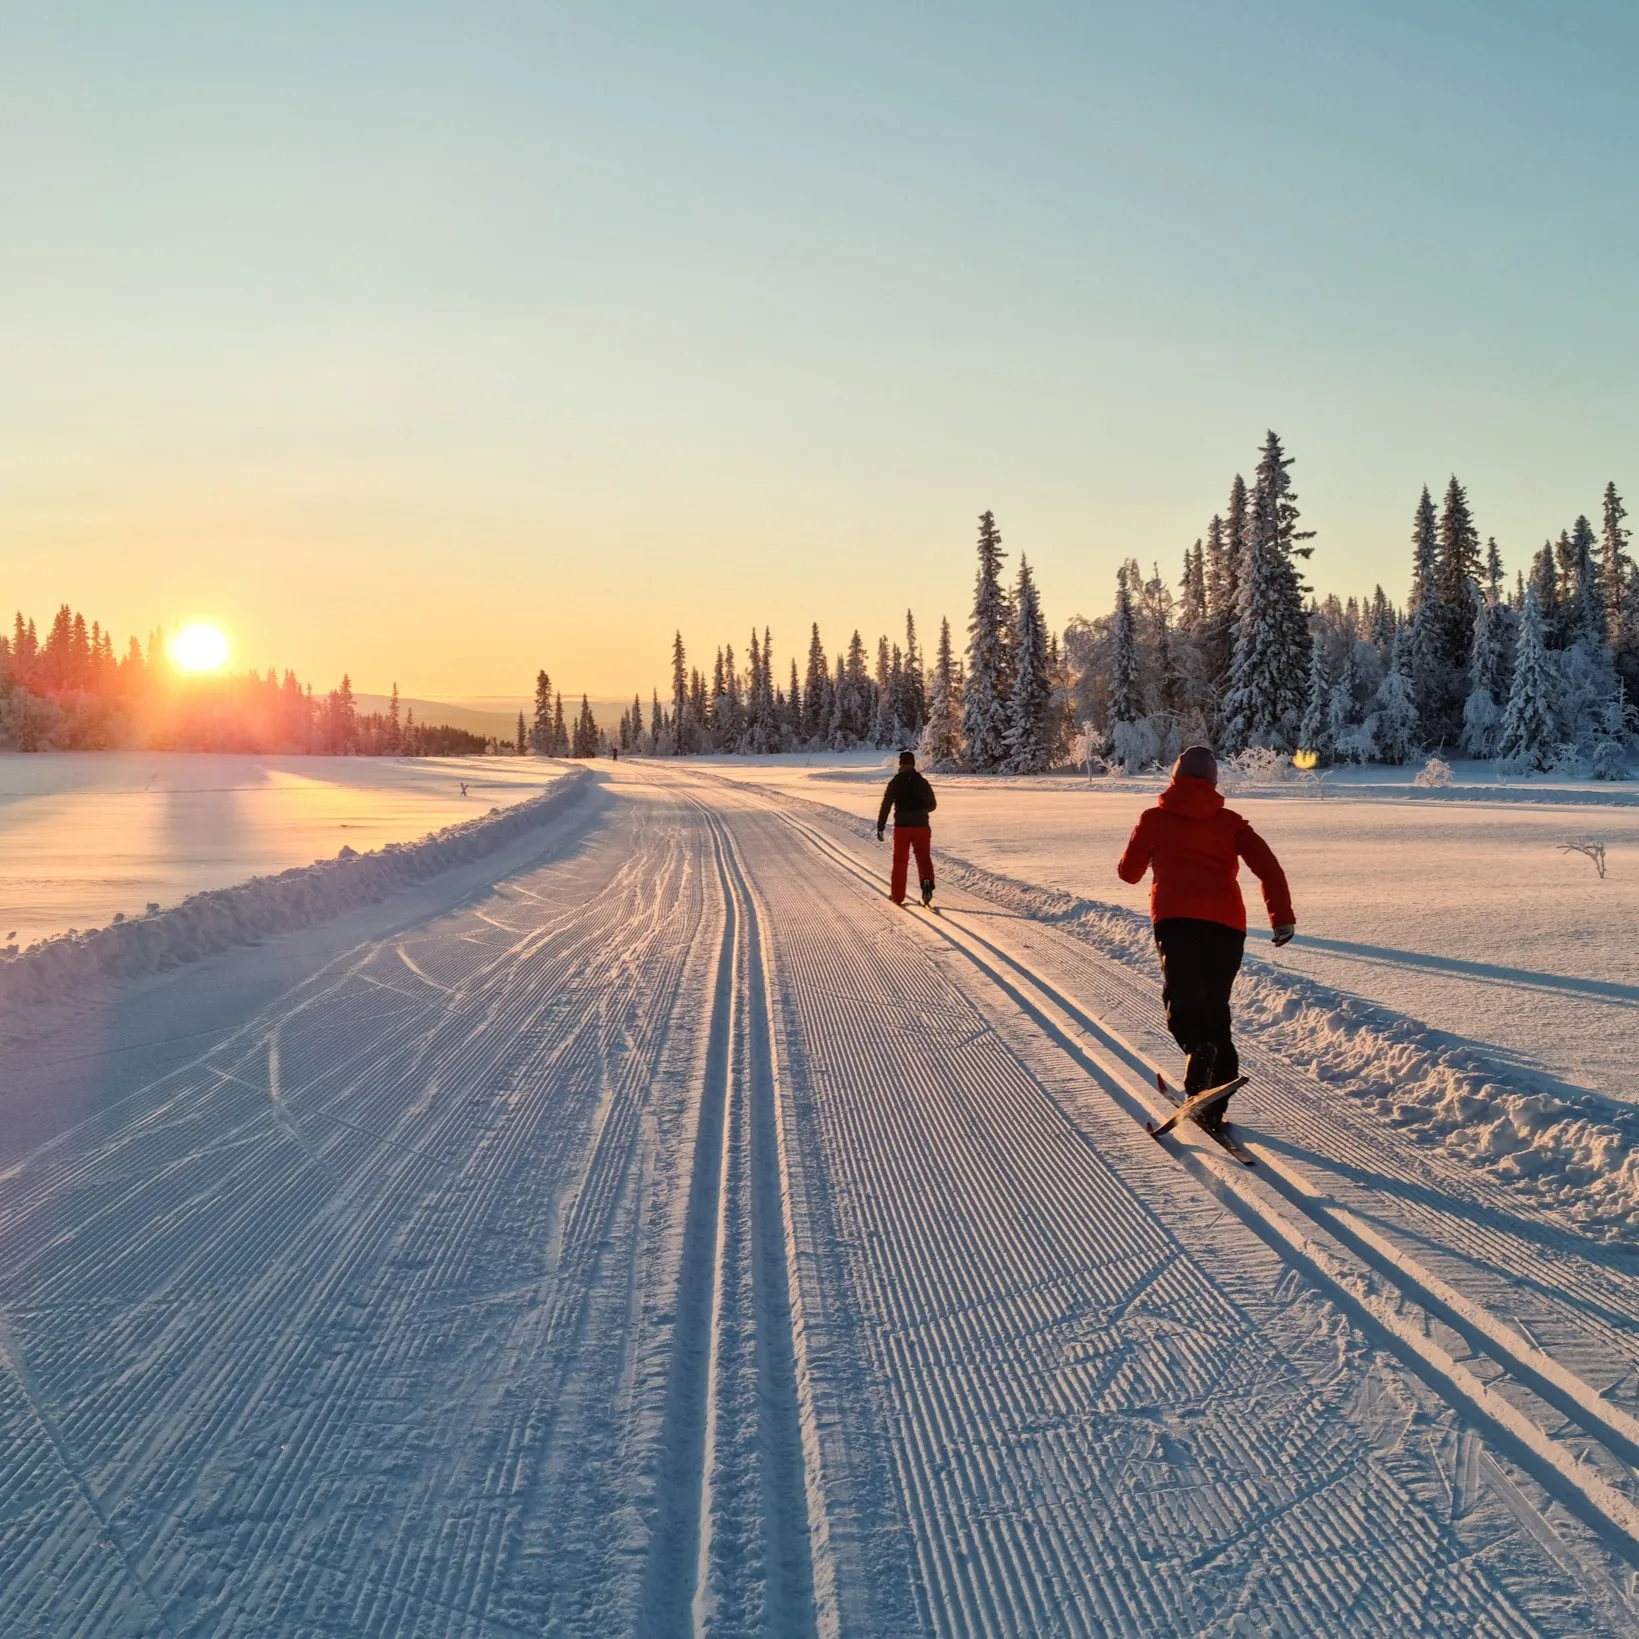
{"left": 1179, "top": 539, "right": 1208, "bottom": 631}
{"left": 839, "top": 631, "right": 874, "bottom": 746}
{"left": 901, "top": 610, "right": 928, "bottom": 738}
{"left": 1047, "top": 629, "right": 1078, "bottom": 764}
{"left": 1298, "top": 637, "right": 1332, "bottom": 761}
{"left": 530, "top": 669, "right": 553, "bottom": 754}
{"left": 1371, "top": 627, "right": 1420, "bottom": 765}
{"left": 919, "top": 616, "right": 963, "bottom": 767}
{"left": 1368, "top": 586, "right": 1396, "bottom": 663}
{"left": 670, "top": 633, "right": 687, "bottom": 754}
{"left": 1528, "top": 541, "right": 1562, "bottom": 645}
{"left": 1459, "top": 590, "right": 1504, "bottom": 758}
{"left": 962, "top": 510, "right": 1015, "bottom": 771}
{"left": 1201, "top": 491, "right": 1243, "bottom": 709}
{"left": 1552, "top": 517, "right": 1619, "bottom": 755}
{"left": 1004, "top": 555, "right": 1053, "bottom": 773}
{"left": 1221, "top": 432, "right": 1313, "bottom": 752}
{"left": 1602, "top": 484, "right": 1639, "bottom": 707}
{"left": 797, "top": 624, "right": 823, "bottom": 744}
{"left": 551, "top": 691, "right": 570, "bottom": 758}
{"left": 1563, "top": 514, "right": 1606, "bottom": 650}
{"left": 1328, "top": 640, "right": 1368, "bottom": 762}
{"left": 571, "top": 695, "right": 597, "bottom": 757}
{"left": 1107, "top": 565, "right": 1150, "bottom": 772}
{"left": 1403, "top": 487, "right": 1444, "bottom": 746}
{"left": 1429, "top": 476, "right": 1483, "bottom": 743}
{"left": 1497, "top": 586, "right": 1558, "bottom": 771}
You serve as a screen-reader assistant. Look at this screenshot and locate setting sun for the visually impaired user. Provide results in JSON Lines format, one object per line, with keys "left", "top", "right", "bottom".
{"left": 170, "top": 622, "right": 230, "bottom": 674}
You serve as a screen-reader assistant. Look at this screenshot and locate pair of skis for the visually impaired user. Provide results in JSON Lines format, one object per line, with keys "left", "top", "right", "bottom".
{"left": 1147, "top": 1073, "right": 1255, "bottom": 1166}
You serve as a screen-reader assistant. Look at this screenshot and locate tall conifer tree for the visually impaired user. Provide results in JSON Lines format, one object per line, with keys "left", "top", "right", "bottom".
{"left": 962, "top": 510, "right": 1014, "bottom": 770}
{"left": 1004, "top": 556, "right": 1052, "bottom": 773}
{"left": 1222, "top": 432, "right": 1313, "bottom": 750}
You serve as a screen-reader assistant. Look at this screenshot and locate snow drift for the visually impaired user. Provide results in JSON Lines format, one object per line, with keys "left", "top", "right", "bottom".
{"left": 0, "top": 767, "right": 591, "bottom": 1014}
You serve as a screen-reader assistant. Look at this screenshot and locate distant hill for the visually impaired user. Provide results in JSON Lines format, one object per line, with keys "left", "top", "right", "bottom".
{"left": 355, "top": 695, "right": 633, "bottom": 740}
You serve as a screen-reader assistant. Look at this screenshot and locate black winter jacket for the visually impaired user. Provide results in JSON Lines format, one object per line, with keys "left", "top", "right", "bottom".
{"left": 877, "top": 770, "right": 937, "bottom": 832}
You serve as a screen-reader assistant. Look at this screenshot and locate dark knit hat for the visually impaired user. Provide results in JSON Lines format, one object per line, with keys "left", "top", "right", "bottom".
{"left": 1174, "top": 745, "right": 1218, "bottom": 784}
{"left": 898, "top": 749, "right": 916, "bottom": 766}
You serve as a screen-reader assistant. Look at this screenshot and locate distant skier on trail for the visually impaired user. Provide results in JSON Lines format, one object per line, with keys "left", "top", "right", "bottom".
{"left": 877, "top": 750, "right": 938, "bottom": 907}
{"left": 1117, "top": 746, "right": 1295, "bottom": 1134}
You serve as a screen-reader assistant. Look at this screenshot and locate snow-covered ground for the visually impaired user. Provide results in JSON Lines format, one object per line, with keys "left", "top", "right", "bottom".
{"left": 720, "top": 754, "right": 1639, "bottom": 1108}
{"left": 4, "top": 758, "right": 1639, "bottom": 1635}
{"left": 0, "top": 753, "right": 567, "bottom": 948}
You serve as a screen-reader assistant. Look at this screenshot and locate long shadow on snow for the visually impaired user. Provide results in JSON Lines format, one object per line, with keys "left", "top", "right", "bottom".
{"left": 1289, "top": 934, "right": 1639, "bottom": 1007}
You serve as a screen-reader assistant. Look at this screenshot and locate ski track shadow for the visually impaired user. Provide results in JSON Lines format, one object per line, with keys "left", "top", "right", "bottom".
{"left": 1288, "top": 935, "right": 1639, "bottom": 1007}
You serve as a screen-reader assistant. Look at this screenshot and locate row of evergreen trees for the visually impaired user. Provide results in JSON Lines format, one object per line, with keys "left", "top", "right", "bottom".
{"left": 622, "top": 431, "right": 1636, "bottom": 778}
{"left": 524, "top": 672, "right": 605, "bottom": 759}
{"left": 1086, "top": 438, "right": 1636, "bottom": 774}
{"left": 0, "top": 609, "right": 488, "bottom": 755}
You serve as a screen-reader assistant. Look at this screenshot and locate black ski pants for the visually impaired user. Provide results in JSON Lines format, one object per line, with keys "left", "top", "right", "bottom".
{"left": 1154, "top": 917, "right": 1245, "bottom": 1099}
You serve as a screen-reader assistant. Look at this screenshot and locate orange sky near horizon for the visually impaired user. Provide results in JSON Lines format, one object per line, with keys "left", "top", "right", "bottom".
{"left": 6, "top": 5, "right": 1637, "bottom": 702}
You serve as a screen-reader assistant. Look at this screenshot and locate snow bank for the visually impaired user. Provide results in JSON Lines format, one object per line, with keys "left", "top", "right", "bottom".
{"left": 0, "top": 768, "right": 592, "bottom": 1014}
{"left": 778, "top": 788, "right": 1639, "bottom": 1238}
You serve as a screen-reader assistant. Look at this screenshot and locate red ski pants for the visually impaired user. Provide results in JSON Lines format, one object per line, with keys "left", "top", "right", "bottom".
{"left": 890, "top": 826, "right": 934, "bottom": 904}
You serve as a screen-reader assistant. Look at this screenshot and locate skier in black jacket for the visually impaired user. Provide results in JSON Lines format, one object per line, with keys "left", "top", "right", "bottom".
{"left": 876, "top": 751, "right": 938, "bottom": 906}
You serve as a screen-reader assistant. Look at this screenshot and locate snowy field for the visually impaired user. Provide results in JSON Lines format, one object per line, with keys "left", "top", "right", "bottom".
{"left": 4, "top": 758, "right": 1639, "bottom": 1635}
{"left": 0, "top": 753, "right": 564, "bottom": 949}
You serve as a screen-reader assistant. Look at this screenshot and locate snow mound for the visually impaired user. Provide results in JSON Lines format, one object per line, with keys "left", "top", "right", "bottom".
{"left": 0, "top": 768, "right": 591, "bottom": 1015}
{"left": 779, "top": 789, "right": 1639, "bottom": 1238}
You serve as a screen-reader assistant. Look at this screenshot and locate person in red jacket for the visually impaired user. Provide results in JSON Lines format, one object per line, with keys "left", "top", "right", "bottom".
{"left": 1117, "top": 745, "right": 1295, "bottom": 1130}
{"left": 877, "top": 750, "right": 938, "bottom": 906}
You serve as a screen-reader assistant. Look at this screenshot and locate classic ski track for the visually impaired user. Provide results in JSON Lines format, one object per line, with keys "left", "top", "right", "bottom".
{"left": 734, "top": 776, "right": 1639, "bottom": 1381}
{"left": 766, "top": 797, "right": 1639, "bottom": 1598}
{"left": 729, "top": 781, "right": 1639, "bottom": 1378}
{"left": 641, "top": 789, "right": 821, "bottom": 1639}
{"left": 0, "top": 794, "right": 736, "bottom": 1636}
{"left": 699, "top": 787, "right": 1561, "bottom": 1636}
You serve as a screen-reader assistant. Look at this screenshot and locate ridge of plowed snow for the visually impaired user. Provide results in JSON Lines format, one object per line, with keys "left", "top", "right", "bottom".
{"left": 770, "top": 786, "right": 1639, "bottom": 1240}
{"left": 0, "top": 769, "right": 590, "bottom": 1018}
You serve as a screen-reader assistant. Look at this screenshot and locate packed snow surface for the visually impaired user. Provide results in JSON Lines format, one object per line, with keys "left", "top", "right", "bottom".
{"left": 727, "top": 754, "right": 1639, "bottom": 1106}
{"left": 0, "top": 752, "right": 564, "bottom": 948}
{"left": 3, "top": 759, "right": 1639, "bottom": 1636}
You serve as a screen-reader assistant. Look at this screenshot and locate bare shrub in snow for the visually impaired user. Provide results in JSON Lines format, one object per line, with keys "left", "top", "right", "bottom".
{"left": 1220, "top": 746, "right": 1290, "bottom": 791}
{"left": 1558, "top": 837, "right": 1609, "bottom": 879}
{"left": 1070, "top": 722, "right": 1105, "bottom": 781}
{"left": 1412, "top": 756, "right": 1452, "bottom": 788}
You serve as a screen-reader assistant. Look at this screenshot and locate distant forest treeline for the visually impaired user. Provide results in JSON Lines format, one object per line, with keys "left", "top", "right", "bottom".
{"left": 13, "top": 429, "right": 1634, "bottom": 775}
{"left": 0, "top": 608, "right": 491, "bottom": 755}
{"left": 621, "top": 430, "right": 1638, "bottom": 777}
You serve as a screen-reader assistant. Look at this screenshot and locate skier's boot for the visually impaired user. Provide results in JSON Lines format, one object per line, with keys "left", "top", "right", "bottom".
{"left": 920, "top": 878, "right": 935, "bottom": 907}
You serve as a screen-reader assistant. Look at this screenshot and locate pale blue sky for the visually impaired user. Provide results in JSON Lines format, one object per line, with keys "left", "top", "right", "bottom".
{"left": 2, "top": 2, "right": 1635, "bottom": 695}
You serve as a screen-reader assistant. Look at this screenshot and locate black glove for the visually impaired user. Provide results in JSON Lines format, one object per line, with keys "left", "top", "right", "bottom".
{"left": 876, "top": 828, "right": 885, "bottom": 842}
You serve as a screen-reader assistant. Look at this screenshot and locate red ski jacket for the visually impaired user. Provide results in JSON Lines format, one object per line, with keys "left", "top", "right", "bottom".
{"left": 1116, "top": 775, "right": 1295, "bottom": 933}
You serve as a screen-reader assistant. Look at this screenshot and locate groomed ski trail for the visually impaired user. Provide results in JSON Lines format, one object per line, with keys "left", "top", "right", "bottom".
{"left": 2, "top": 763, "right": 1635, "bottom": 1636}
{"left": 688, "top": 770, "right": 1625, "bottom": 1639}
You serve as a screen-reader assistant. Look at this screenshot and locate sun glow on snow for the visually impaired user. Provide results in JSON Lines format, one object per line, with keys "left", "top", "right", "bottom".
{"left": 170, "top": 623, "right": 230, "bottom": 674}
